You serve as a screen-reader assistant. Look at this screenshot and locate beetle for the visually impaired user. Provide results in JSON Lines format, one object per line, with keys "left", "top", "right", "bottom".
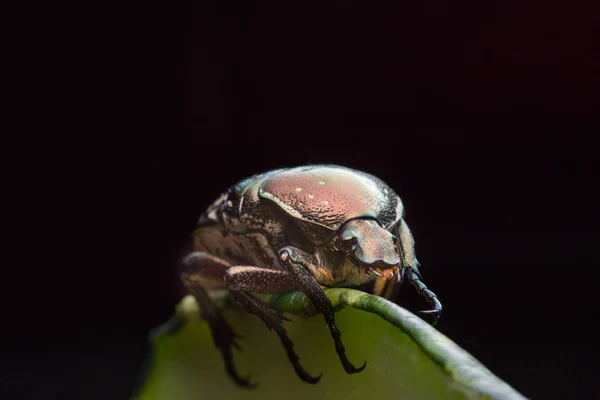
{"left": 179, "top": 164, "right": 441, "bottom": 387}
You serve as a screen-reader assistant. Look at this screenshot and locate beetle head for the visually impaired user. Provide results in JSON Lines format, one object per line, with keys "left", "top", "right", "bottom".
{"left": 336, "top": 218, "right": 400, "bottom": 277}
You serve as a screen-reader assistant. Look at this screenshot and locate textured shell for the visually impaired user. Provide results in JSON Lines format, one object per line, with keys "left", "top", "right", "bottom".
{"left": 258, "top": 165, "right": 402, "bottom": 231}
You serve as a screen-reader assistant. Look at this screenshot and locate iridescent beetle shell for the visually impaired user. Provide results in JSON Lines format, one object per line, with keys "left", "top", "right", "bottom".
{"left": 194, "top": 164, "right": 408, "bottom": 287}
{"left": 257, "top": 165, "right": 403, "bottom": 231}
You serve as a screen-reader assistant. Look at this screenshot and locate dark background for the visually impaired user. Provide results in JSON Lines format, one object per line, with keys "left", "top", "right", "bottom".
{"left": 7, "top": 1, "right": 600, "bottom": 399}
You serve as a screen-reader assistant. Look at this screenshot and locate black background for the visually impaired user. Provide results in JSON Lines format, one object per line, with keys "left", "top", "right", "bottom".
{"left": 7, "top": 1, "right": 600, "bottom": 399}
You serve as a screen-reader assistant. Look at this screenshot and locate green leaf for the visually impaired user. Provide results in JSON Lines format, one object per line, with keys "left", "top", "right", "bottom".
{"left": 132, "top": 289, "right": 527, "bottom": 400}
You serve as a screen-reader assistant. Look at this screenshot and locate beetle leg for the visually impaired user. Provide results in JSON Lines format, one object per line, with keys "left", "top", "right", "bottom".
{"left": 406, "top": 268, "right": 443, "bottom": 326}
{"left": 278, "top": 246, "right": 367, "bottom": 375}
{"left": 229, "top": 290, "right": 322, "bottom": 384}
{"left": 225, "top": 267, "right": 321, "bottom": 383}
{"left": 225, "top": 266, "right": 296, "bottom": 293}
{"left": 180, "top": 252, "right": 255, "bottom": 388}
{"left": 394, "top": 220, "right": 443, "bottom": 326}
{"left": 180, "top": 250, "right": 231, "bottom": 281}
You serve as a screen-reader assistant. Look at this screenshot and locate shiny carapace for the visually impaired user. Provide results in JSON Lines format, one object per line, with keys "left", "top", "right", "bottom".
{"left": 180, "top": 165, "right": 441, "bottom": 387}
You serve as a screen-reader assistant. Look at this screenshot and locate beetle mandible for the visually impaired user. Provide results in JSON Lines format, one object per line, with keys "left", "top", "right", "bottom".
{"left": 179, "top": 164, "right": 442, "bottom": 387}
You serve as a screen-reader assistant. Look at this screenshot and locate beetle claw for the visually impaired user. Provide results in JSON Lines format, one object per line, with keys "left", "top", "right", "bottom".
{"left": 419, "top": 309, "right": 442, "bottom": 326}
{"left": 221, "top": 347, "right": 257, "bottom": 388}
{"left": 342, "top": 360, "right": 367, "bottom": 375}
